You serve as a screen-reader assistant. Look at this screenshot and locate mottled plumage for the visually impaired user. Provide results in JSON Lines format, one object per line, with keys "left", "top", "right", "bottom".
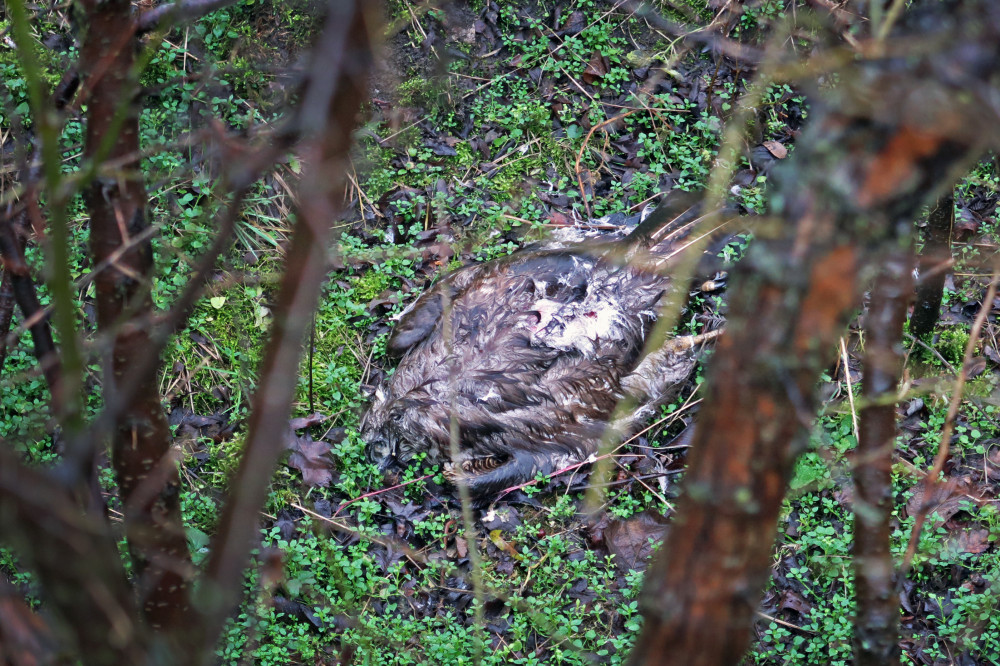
{"left": 361, "top": 198, "right": 725, "bottom": 498}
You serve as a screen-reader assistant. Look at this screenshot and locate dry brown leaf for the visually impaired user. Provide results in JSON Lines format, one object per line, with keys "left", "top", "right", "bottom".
{"left": 604, "top": 510, "right": 669, "bottom": 571}
{"left": 287, "top": 435, "right": 335, "bottom": 487}
{"left": 954, "top": 526, "right": 993, "bottom": 554}
{"left": 762, "top": 140, "right": 788, "bottom": 159}
{"left": 582, "top": 51, "right": 609, "bottom": 84}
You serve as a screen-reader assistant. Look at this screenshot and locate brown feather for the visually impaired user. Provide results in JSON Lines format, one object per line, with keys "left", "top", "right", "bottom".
{"left": 361, "top": 198, "right": 729, "bottom": 498}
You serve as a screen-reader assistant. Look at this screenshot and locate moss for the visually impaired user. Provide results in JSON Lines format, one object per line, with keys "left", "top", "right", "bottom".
{"left": 352, "top": 270, "right": 392, "bottom": 303}
{"left": 937, "top": 327, "right": 971, "bottom": 367}
{"left": 397, "top": 77, "right": 436, "bottom": 108}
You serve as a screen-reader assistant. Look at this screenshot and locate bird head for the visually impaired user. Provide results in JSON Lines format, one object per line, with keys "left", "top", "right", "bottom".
{"left": 360, "top": 387, "right": 440, "bottom": 472}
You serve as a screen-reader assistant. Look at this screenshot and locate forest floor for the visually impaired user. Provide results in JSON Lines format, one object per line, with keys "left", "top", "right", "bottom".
{"left": 3, "top": 0, "right": 1000, "bottom": 664}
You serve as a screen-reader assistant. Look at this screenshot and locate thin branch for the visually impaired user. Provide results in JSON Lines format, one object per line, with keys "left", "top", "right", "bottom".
{"left": 854, "top": 252, "right": 910, "bottom": 666}
{"left": 0, "top": 449, "right": 148, "bottom": 665}
{"left": 184, "top": 3, "right": 374, "bottom": 660}
{"left": 612, "top": 0, "right": 762, "bottom": 63}
{"left": 900, "top": 268, "right": 1000, "bottom": 577}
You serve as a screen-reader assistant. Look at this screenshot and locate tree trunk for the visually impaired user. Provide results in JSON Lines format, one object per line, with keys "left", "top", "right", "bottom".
{"left": 79, "top": 0, "right": 193, "bottom": 638}
{"left": 910, "top": 193, "right": 953, "bottom": 338}
{"left": 854, "top": 254, "right": 910, "bottom": 666}
{"left": 629, "top": 3, "right": 999, "bottom": 662}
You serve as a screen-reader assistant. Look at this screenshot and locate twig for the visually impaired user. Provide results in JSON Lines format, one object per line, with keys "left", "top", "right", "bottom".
{"left": 900, "top": 269, "right": 1000, "bottom": 576}
{"left": 187, "top": 4, "right": 373, "bottom": 660}
{"left": 904, "top": 332, "right": 957, "bottom": 376}
{"left": 333, "top": 474, "right": 433, "bottom": 517}
{"left": 755, "top": 611, "right": 817, "bottom": 635}
{"left": 574, "top": 110, "right": 638, "bottom": 217}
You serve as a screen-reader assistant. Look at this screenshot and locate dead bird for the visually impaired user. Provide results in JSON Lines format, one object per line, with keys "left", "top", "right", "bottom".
{"left": 360, "top": 195, "right": 732, "bottom": 499}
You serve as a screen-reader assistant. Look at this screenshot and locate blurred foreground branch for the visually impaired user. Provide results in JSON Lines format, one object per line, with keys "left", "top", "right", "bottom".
{"left": 0, "top": 0, "right": 375, "bottom": 663}
{"left": 630, "top": 2, "right": 1000, "bottom": 663}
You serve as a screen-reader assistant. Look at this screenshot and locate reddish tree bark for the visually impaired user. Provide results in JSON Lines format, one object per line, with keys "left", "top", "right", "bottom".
{"left": 78, "top": 0, "right": 193, "bottom": 637}
{"left": 854, "top": 254, "right": 910, "bottom": 666}
{"left": 629, "top": 4, "right": 1000, "bottom": 663}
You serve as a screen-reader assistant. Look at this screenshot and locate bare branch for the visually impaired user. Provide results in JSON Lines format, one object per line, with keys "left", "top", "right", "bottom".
{"left": 854, "top": 253, "right": 911, "bottom": 666}
{"left": 78, "top": 0, "right": 193, "bottom": 639}
{"left": 183, "top": 2, "right": 375, "bottom": 660}
{"left": 0, "top": 449, "right": 149, "bottom": 665}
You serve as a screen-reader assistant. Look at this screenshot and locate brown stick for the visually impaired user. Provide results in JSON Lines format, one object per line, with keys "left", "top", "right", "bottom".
{"left": 78, "top": 0, "right": 193, "bottom": 640}
{"left": 854, "top": 253, "right": 910, "bottom": 666}
{"left": 183, "top": 3, "right": 375, "bottom": 661}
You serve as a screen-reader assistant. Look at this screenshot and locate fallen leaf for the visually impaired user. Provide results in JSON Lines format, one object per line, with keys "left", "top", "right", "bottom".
{"left": 582, "top": 51, "right": 609, "bottom": 84}
{"left": 289, "top": 413, "right": 329, "bottom": 430}
{"left": 481, "top": 505, "right": 522, "bottom": 533}
{"left": 954, "top": 526, "right": 993, "bottom": 554}
{"left": 905, "top": 478, "right": 979, "bottom": 526}
{"left": 604, "top": 510, "right": 669, "bottom": 571}
{"left": 489, "top": 529, "right": 523, "bottom": 560}
{"left": 953, "top": 207, "right": 980, "bottom": 241}
{"left": 547, "top": 210, "right": 571, "bottom": 226}
{"left": 779, "top": 589, "right": 813, "bottom": 615}
{"left": 963, "top": 356, "right": 987, "bottom": 380}
{"left": 272, "top": 595, "right": 326, "bottom": 629}
{"left": 561, "top": 10, "right": 585, "bottom": 35}
{"left": 985, "top": 345, "right": 1000, "bottom": 364}
{"left": 762, "top": 140, "right": 788, "bottom": 159}
{"left": 287, "top": 435, "right": 334, "bottom": 487}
